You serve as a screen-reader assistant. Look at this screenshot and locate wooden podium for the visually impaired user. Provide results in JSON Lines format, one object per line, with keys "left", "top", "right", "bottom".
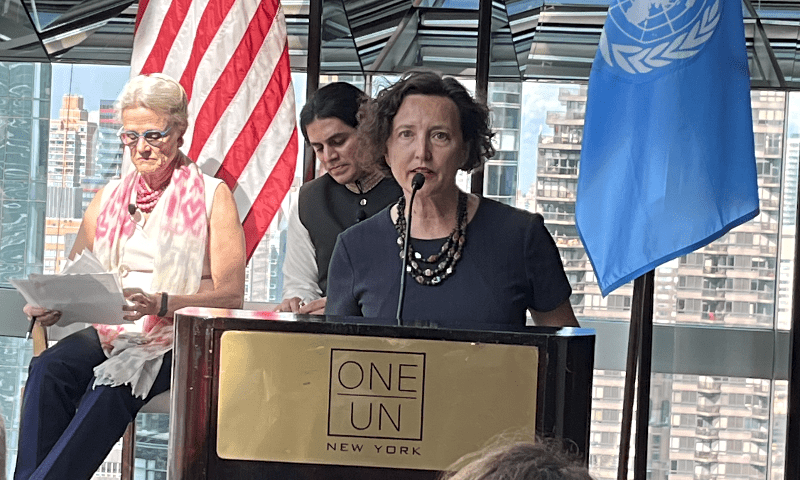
{"left": 168, "top": 308, "right": 594, "bottom": 479}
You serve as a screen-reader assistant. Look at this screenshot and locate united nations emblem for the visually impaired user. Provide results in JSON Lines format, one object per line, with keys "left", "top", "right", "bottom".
{"left": 598, "top": 0, "right": 721, "bottom": 74}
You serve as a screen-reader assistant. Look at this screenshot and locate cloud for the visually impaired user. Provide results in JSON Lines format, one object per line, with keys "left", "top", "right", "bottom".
{"left": 518, "top": 82, "right": 575, "bottom": 194}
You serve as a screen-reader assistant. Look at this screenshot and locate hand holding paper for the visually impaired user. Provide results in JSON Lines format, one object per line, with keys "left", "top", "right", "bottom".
{"left": 11, "top": 250, "right": 133, "bottom": 327}
{"left": 22, "top": 304, "right": 61, "bottom": 328}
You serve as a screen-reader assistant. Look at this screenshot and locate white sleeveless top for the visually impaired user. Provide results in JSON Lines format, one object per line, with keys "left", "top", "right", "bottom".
{"left": 100, "top": 174, "right": 222, "bottom": 330}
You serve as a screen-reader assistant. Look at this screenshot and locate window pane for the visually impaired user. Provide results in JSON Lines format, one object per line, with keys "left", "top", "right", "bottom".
{"left": 517, "top": 81, "right": 788, "bottom": 480}
{"left": 0, "top": 61, "right": 51, "bottom": 480}
{"left": 589, "top": 372, "right": 782, "bottom": 480}
{"left": 518, "top": 83, "right": 629, "bottom": 317}
{"left": 0, "top": 63, "right": 50, "bottom": 286}
{"left": 484, "top": 81, "right": 522, "bottom": 205}
{"left": 518, "top": 84, "right": 793, "bottom": 328}
{"left": 45, "top": 64, "right": 130, "bottom": 274}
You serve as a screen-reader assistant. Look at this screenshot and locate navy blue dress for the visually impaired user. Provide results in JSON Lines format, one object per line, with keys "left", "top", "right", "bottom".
{"left": 325, "top": 197, "right": 572, "bottom": 329}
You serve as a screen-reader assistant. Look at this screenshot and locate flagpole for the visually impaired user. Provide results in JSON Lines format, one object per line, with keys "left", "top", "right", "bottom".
{"left": 633, "top": 271, "right": 654, "bottom": 479}
{"left": 617, "top": 284, "right": 641, "bottom": 480}
{"left": 470, "top": 0, "right": 491, "bottom": 196}
{"left": 617, "top": 270, "right": 655, "bottom": 480}
{"left": 304, "top": 0, "right": 322, "bottom": 183}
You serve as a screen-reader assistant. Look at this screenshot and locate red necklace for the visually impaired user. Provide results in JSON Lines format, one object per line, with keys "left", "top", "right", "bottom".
{"left": 136, "top": 176, "right": 167, "bottom": 213}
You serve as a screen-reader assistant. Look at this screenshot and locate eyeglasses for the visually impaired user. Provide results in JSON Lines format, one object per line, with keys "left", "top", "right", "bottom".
{"left": 118, "top": 126, "right": 172, "bottom": 147}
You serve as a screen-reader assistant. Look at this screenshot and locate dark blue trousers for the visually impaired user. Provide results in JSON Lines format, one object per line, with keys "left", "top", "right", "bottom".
{"left": 14, "top": 328, "right": 172, "bottom": 480}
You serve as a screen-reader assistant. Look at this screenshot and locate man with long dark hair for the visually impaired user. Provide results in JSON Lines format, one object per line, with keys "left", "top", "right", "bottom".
{"left": 275, "top": 82, "right": 401, "bottom": 314}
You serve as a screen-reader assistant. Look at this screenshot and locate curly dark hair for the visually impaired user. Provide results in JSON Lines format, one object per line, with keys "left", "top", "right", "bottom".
{"left": 358, "top": 70, "right": 495, "bottom": 173}
{"left": 439, "top": 437, "right": 594, "bottom": 480}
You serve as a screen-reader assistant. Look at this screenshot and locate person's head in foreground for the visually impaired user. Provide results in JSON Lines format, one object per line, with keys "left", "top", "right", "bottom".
{"left": 441, "top": 438, "right": 594, "bottom": 480}
{"left": 300, "top": 81, "right": 370, "bottom": 184}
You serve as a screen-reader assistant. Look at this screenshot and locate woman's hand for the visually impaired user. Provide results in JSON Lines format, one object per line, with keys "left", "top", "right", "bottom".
{"left": 274, "top": 296, "right": 303, "bottom": 313}
{"left": 23, "top": 304, "right": 62, "bottom": 327}
{"left": 273, "top": 296, "right": 327, "bottom": 314}
{"left": 122, "top": 288, "right": 161, "bottom": 321}
{"left": 299, "top": 297, "right": 327, "bottom": 315}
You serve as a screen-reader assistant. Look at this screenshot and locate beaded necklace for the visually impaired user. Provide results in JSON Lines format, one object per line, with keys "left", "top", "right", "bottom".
{"left": 394, "top": 191, "right": 468, "bottom": 286}
{"left": 135, "top": 176, "right": 167, "bottom": 214}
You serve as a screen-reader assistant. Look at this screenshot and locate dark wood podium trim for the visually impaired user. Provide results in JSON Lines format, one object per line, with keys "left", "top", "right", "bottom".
{"left": 169, "top": 309, "right": 594, "bottom": 479}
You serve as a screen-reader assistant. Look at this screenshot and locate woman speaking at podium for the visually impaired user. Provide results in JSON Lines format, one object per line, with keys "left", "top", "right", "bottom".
{"left": 325, "top": 71, "right": 578, "bottom": 329}
{"left": 15, "top": 74, "right": 246, "bottom": 479}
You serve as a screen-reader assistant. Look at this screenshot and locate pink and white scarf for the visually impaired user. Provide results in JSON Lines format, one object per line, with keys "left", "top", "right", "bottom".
{"left": 92, "top": 157, "right": 208, "bottom": 398}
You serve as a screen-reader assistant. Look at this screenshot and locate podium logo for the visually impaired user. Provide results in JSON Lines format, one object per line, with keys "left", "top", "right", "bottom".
{"left": 328, "top": 349, "right": 425, "bottom": 440}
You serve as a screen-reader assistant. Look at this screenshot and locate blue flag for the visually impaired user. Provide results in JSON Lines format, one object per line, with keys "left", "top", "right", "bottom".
{"left": 576, "top": 0, "right": 759, "bottom": 296}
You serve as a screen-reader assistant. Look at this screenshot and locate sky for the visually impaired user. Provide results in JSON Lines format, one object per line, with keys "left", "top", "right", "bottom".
{"left": 519, "top": 82, "right": 563, "bottom": 193}
{"left": 50, "top": 64, "right": 132, "bottom": 119}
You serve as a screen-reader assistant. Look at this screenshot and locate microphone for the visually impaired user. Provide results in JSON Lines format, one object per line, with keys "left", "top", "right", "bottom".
{"left": 411, "top": 172, "right": 425, "bottom": 190}
{"left": 397, "top": 173, "right": 426, "bottom": 326}
{"left": 128, "top": 204, "right": 137, "bottom": 216}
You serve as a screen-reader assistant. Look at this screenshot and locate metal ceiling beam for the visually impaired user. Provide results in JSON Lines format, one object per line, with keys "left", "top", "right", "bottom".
{"left": 365, "top": 0, "right": 423, "bottom": 73}
{"left": 0, "top": 0, "right": 48, "bottom": 62}
{"left": 304, "top": 0, "right": 322, "bottom": 183}
{"left": 745, "top": 0, "right": 787, "bottom": 87}
{"left": 38, "top": 0, "right": 134, "bottom": 33}
{"left": 2, "top": 0, "right": 800, "bottom": 86}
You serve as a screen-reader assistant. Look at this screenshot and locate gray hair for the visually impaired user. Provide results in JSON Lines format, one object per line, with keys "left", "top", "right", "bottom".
{"left": 115, "top": 73, "right": 189, "bottom": 136}
{"left": 440, "top": 437, "right": 593, "bottom": 480}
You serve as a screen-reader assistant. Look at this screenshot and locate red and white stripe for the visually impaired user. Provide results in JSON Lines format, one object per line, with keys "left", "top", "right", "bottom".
{"left": 131, "top": 0, "right": 298, "bottom": 259}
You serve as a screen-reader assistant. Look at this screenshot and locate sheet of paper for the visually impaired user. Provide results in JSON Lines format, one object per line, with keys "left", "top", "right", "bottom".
{"left": 10, "top": 272, "right": 131, "bottom": 326}
{"left": 61, "top": 249, "right": 105, "bottom": 275}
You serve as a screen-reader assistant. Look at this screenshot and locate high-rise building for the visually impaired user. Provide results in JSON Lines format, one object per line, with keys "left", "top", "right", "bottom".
{"left": 532, "top": 87, "right": 787, "bottom": 480}
{"left": 782, "top": 134, "right": 799, "bottom": 228}
{"left": 43, "top": 218, "right": 80, "bottom": 274}
{"left": 82, "top": 100, "right": 124, "bottom": 216}
{"left": 47, "top": 95, "right": 97, "bottom": 219}
{"left": 96, "top": 99, "right": 124, "bottom": 179}
{"left": 484, "top": 82, "right": 522, "bottom": 206}
{"left": 670, "top": 91, "right": 782, "bottom": 328}
{"left": 778, "top": 135, "right": 799, "bottom": 330}
{"left": 533, "top": 86, "right": 622, "bottom": 318}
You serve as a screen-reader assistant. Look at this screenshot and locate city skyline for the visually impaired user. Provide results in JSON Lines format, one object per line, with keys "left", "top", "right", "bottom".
{"left": 51, "top": 64, "right": 131, "bottom": 119}
{"left": 40, "top": 64, "right": 798, "bottom": 480}
{"left": 50, "top": 65, "right": 557, "bottom": 198}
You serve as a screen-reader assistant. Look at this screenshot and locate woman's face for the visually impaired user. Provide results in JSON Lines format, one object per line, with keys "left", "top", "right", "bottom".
{"left": 385, "top": 94, "right": 466, "bottom": 198}
{"left": 306, "top": 117, "right": 365, "bottom": 185}
{"left": 121, "top": 107, "right": 181, "bottom": 177}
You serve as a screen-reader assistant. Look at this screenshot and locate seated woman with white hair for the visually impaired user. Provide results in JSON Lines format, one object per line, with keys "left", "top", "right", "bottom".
{"left": 14, "top": 73, "right": 246, "bottom": 480}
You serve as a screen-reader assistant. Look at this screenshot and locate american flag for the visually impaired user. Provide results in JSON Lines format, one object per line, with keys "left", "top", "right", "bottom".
{"left": 131, "top": 0, "right": 298, "bottom": 259}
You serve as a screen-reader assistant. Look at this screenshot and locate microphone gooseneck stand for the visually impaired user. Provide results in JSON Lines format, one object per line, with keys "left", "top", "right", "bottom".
{"left": 396, "top": 173, "right": 426, "bottom": 326}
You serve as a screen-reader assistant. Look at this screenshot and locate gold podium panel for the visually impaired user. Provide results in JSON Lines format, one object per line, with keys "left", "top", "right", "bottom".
{"left": 217, "top": 331, "right": 539, "bottom": 471}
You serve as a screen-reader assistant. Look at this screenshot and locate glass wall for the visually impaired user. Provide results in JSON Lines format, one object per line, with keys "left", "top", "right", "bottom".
{"left": 0, "top": 61, "right": 51, "bottom": 480}
{"left": 0, "top": 61, "right": 796, "bottom": 479}
{"left": 0, "top": 62, "right": 50, "bottom": 285}
{"left": 518, "top": 82, "right": 795, "bottom": 480}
